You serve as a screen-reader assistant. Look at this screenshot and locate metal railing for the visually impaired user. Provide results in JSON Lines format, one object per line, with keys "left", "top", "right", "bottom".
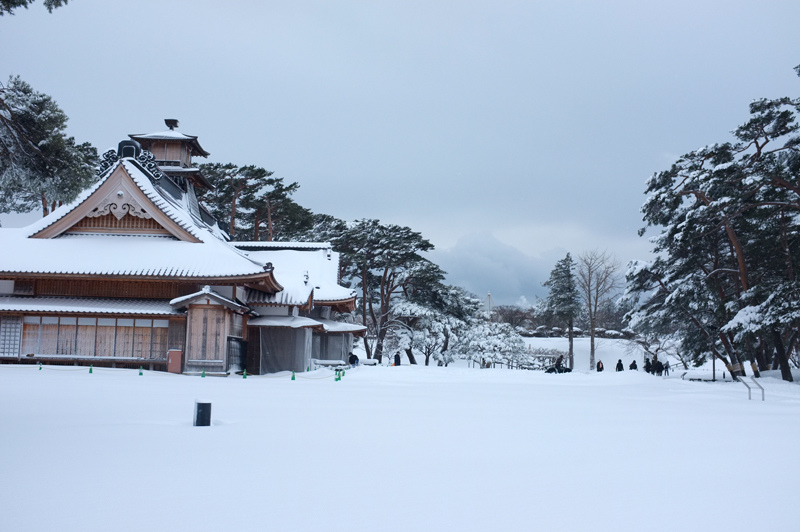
{"left": 736, "top": 376, "right": 765, "bottom": 401}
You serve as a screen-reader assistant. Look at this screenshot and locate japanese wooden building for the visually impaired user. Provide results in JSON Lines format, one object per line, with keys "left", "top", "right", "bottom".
{"left": 0, "top": 121, "right": 364, "bottom": 374}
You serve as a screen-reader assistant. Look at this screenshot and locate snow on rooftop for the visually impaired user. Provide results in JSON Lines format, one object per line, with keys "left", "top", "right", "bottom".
{"left": 232, "top": 241, "right": 332, "bottom": 250}
{"left": 130, "top": 129, "right": 199, "bottom": 141}
{"left": 0, "top": 231, "right": 266, "bottom": 278}
{"left": 0, "top": 295, "right": 180, "bottom": 315}
{"left": 244, "top": 248, "right": 355, "bottom": 305}
{"left": 248, "top": 315, "right": 323, "bottom": 329}
{"left": 0, "top": 159, "right": 267, "bottom": 279}
{"left": 170, "top": 286, "right": 247, "bottom": 311}
{"left": 314, "top": 317, "right": 367, "bottom": 334}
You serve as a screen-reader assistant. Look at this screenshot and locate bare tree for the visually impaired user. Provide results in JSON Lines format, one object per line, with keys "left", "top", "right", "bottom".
{"left": 577, "top": 249, "right": 620, "bottom": 370}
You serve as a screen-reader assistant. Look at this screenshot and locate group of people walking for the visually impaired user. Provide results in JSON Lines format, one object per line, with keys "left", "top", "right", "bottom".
{"left": 644, "top": 356, "right": 669, "bottom": 376}
{"left": 594, "top": 356, "right": 669, "bottom": 376}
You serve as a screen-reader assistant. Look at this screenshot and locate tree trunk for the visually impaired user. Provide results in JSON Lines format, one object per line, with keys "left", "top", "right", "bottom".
{"left": 589, "top": 316, "right": 596, "bottom": 370}
{"left": 229, "top": 195, "right": 238, "bottom": 238}
{"left": 718, "top": 333, "right": 745, "bottom": 378}
{"left": 253, "top": 211, "right": 260, "bottom": 241}
{"left": 771, "top": 328, "right": 794, "bottom": 382}
{"left": 405, "top": 348, "right": 417, "bottom": 365}
{"left": 266, "top": 199, "right": 274, "bottom": 241}
{"left": 362, "top": 336, "right": 374, "bottom": 361}
{"left": 568, "top": 317, "right": 574, "bottom": 370}
{"left": 755, "top": 340, "right": 769, "bottom": 372}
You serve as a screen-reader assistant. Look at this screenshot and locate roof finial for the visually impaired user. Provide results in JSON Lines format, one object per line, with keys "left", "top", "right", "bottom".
{"left": 165, "top": 119, "right": 179, "bottom": 130}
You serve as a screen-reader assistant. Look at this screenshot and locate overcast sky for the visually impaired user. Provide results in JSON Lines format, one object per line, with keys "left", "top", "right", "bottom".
{"left": 2, "top": 0, "right": 799, "bottom": 304}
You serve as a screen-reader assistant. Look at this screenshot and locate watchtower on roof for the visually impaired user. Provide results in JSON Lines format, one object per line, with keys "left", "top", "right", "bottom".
{"left": 129, "top": 119, "right": 212, "bottom": 189}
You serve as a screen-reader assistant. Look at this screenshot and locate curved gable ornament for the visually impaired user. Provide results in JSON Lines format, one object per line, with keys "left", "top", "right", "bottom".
{"left": 86, "top": 188, "right": 152, "bottom": 220}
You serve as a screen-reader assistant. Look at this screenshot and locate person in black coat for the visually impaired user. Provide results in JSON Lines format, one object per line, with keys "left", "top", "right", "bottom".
{"left": 394, "top": 352, "right": 401, "bottom": 366}
{"left": 644, "top": 358, "right": 652, "bottom": 373}
{"left": 615, "top": 359, "right": 624, "bottom": 372}
{"left": 596, "top": 360, "right": 604, "bottom": 372}
{"left": 664, "top": 361, "right": 670, "bottom": 376}
{"left": 629, "top": 360, "right": 638, "bottom": 371}
{"left": 654, "top": 360, "right": 664, "bottom": 376}
{"left": 348, "top": 352, "right": 359, "bottom": 366}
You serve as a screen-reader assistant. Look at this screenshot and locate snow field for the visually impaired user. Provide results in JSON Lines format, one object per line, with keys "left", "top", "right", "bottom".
{"left": 1, "top": 355, "right": 798, "bottom": 532}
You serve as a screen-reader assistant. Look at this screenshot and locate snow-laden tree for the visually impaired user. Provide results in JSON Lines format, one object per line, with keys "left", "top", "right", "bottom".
{"left": 387, "top": 300, "right": 445, "bottom": 366}
{"left": 332, "top": 219, "right": 438, "bottom": 362}
{"left": 388, "top": 285, "right": 482, "bottom": 366}
{"left": 543, "top": 253, "right": 581, "bottom": 369}
{"left": 450, "top": 316, "right": 526, "bottom": 368}
{"left": 0, "top": 76, "right": 98, "bottom": 217}
{"left": 627, "top": 66, "right": 800, "bottom": 381}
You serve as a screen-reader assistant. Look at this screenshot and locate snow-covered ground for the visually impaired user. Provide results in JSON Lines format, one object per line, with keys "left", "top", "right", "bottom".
{"left": 2, "top": 344, "right": 798, "bottom": 532}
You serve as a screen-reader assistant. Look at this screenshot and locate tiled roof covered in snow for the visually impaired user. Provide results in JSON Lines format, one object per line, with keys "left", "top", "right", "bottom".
{"left": 235, "top": 245, "right": 356, "bottom": 306}
{"left": 0, "top": 159, "right": 276, "bottom": 281}
{"left": 0, "top": 295, "right": 181, "bottom": 315}
{"left": 170, "top": 286, "right": 249, "bottom": 312}
{"left": 129, "top": 129, "right": 210, "bottom": 157}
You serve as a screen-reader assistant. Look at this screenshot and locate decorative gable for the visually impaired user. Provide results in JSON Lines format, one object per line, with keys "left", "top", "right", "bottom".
{"left": 31, "top": 163, "right": 201, "bottom": 242}
{"left": 85, "top": 184, "right": 152, "bottom": 220}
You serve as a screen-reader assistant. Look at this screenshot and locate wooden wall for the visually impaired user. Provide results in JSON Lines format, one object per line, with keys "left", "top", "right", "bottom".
{"left": 35, "top": 279, "right": 198, "bottom": 299}
{"left": 17, "top": 316, "right": 178, "bottom": 361}
{"left": 67, "top": 214, "right": 170, "bottom": 235}
{"left": 184, "top": 305, "right": 229, "bottom": 371}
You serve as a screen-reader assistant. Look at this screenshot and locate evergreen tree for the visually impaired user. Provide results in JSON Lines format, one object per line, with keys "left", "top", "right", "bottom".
{"left": 239, "top": 178, "right": 313, "bottom": 241}
{"left": 627, "top": 66, "right": 800, "bottom": 381}
{"left": 196, "top": 163, "right": 273, "bottom": 239}
{"left": 1, "top": 0, "right": 67, "bottom": 16}
{"left": 334, "top": 219, "right": 435, "bottom": 362}
{"left": 198, "top": 163, "right": 313, "bottom": 241}
{"left": 451, "top": 317, "right": 526, "bottom": 368}
{"left": 543, "top": 253, "right": 581, "bottom": 369}
{"left": 0, "top": 76, "right": 98, "bottom": 217}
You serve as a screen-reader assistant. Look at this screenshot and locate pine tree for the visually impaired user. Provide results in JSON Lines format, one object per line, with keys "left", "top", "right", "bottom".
{"left": 543, "top": 253, "right": 581, "bottom": 369}
{"left": 0, "top": 76, "right": 98, "bottom": 217}
{"left": 627, "top": 66, "right": 800, "bottom": 381}
{"left": 334, "top": 219, "right": 435, "bottom": 362}
{"left": 239, "top": 178, "right": 313, "bottom": 241}
{"left": 1, "top": 0, "right": 67, "bottom": 16}
{"left": 196, "top": 163, "right": 273, "bottom": 239}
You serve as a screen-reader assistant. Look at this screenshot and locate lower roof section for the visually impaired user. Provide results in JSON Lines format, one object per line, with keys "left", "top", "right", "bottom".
{"left": 248, "top": 315, "right": 324, "bottom": 330}
{"left": 247, "top": 315, "right": 367, "bottom": 335}
{"left": 0, "top": 296, "right": 182, "bottom": 316}
{"left": 314, "top": 318, "right": 367, "bottom": 336}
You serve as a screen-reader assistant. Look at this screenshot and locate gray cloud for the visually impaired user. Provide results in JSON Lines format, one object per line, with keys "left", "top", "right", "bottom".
{"left": 429, "top": 233, "right": 569, "bottom": 305}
